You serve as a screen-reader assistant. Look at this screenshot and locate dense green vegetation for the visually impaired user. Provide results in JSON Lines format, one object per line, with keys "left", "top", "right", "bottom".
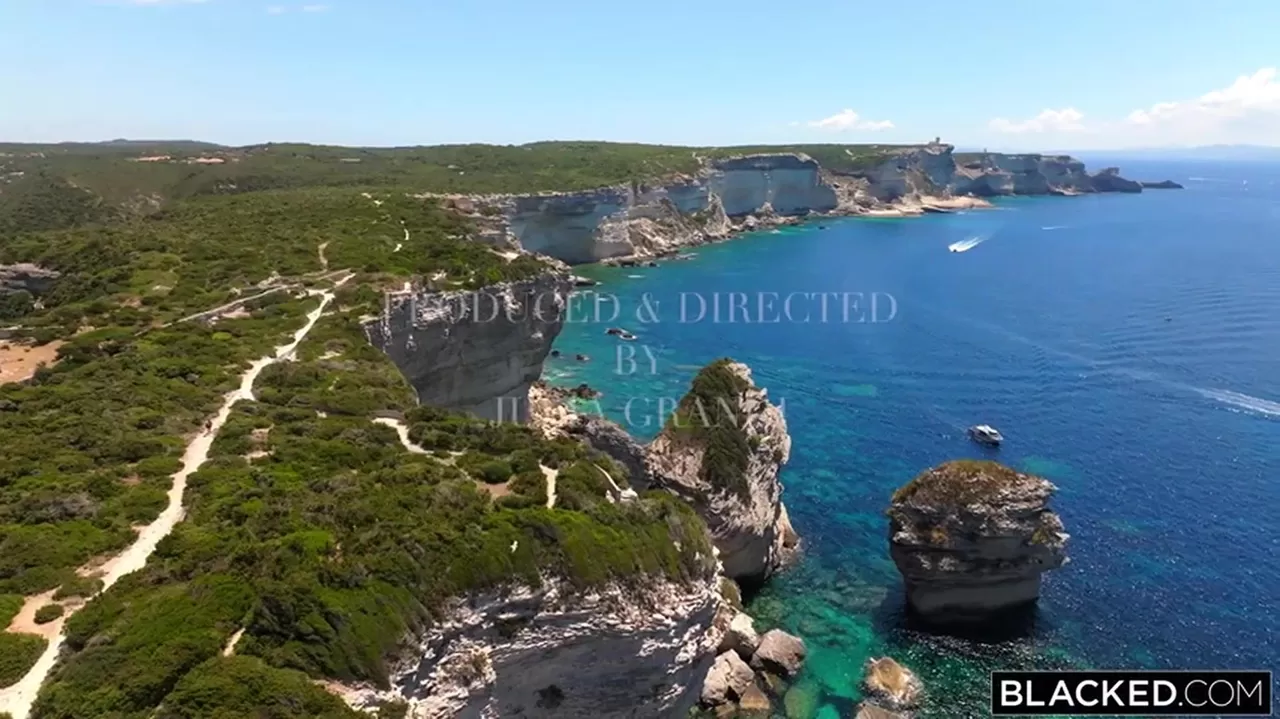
{"left": 666, "top": 358, "right": 753, "bottom": 500}
{"left": 0, "top": 633, "right": 47, "bottom": 689}
{"left": 0, "top": 187, "right": 544, "bottom": 334}
{"left": 0, "top": 142, "right": 755, "bottom": 716}
{"left": 27, "top": 279, "right": 713, "bottom": 718}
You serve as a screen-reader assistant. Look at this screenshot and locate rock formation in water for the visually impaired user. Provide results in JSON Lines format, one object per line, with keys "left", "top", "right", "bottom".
{"left": 1089, "top": 167, "right": 1143, "bottom": 193}
{"left": 858, "top": 656, "right": 924, "bottom": 718}
{"left": 887, "top": 460, "right": 1069, "bottom": 625}
{"left": 422, "top": 145, "right": 1149, "bottom": 264}
{"left": 363, "top": 270, "right": 573, "bottom": 421}
{"left": 1140, "top": 179, "right": 1184, "bottom": 189}
{"left": 0, "top": 263, "right": 60, "bottom": 296}
{"left": 646, "top": 359, "right": 799, "bottom": 585}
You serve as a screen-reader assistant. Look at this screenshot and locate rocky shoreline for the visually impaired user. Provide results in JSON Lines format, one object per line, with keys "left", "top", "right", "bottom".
{"left": 422, "top": 144, "right": 1179, "bottom": 266}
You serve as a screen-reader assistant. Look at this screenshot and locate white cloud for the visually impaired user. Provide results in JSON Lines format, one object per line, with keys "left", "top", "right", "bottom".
{"left": 985, "top": 68, "right": 1280, "bottom": 148}
{"left": 804, "top": 109, "right": 895, "bottom": 132}
{"left": 989, "top": 108, "right": 1085, "bottom": 134}
{"left": 117, "top": 0, "right": 209, "bottom": 5}
{"left": 266, "top": 3, "right": 329, "bottom": 13}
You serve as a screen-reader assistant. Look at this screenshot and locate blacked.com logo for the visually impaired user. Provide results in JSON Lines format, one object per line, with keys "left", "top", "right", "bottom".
{"left": 992, "top": 670, "right": 1272, "bottom": 716}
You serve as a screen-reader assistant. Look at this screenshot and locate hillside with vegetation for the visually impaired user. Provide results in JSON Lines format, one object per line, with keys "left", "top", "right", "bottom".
{"left": 0, "top": 177, "right": 727, "bottom": 716}
{"left": 0, "top": 140, "right": 924, "bottom": 236}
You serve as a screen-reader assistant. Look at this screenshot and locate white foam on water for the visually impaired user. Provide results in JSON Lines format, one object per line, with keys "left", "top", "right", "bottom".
{"left": 948, "top": 234, "right": 990, "bottom": 253}
{"left": 1192, "top": 388, "right": 1280, "bottom": 417}
{"left": 1041, "top": 225, "right": 1068, "bottom": 231}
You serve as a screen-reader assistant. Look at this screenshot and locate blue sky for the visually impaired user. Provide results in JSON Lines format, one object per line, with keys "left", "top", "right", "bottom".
{"left": 2, "top": 0, "right": 1278, "bottom": 149}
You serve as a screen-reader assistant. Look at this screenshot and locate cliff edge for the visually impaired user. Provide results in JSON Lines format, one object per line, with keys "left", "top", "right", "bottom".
{"left": 364, "top": 270, "right": 573, "bottom": 421}
{"left": 887, "top": 460, "right": 1069, "bottom": 626}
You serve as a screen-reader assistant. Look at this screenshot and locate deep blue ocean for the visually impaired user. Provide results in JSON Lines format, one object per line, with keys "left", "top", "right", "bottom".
{"left": 547, "top": 161, "right": 1280, "bottom": 718}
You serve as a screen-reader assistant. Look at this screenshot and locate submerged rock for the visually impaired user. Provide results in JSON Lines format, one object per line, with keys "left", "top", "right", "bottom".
{"left": 887, "top": 460, "right": 1069, "bottom": 626}
{"left": 861, "top": 657, "right": 923, "bottom": 713}
{"left": 646, "top": 359, "right": 799, "bottom": 583}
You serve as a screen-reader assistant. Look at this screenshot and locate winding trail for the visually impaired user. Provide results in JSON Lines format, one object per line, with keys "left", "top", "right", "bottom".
{"left": 318, "top": 241, "right": 330, "bottom": 270}
{"left": 373, "top": 417, "right": 561, "bottom": 507}
{"left": 372, "top": 417, "right": 429, "bottom": 453}
{"left": 0, "top": 279, "right": 347, "bottom": 719}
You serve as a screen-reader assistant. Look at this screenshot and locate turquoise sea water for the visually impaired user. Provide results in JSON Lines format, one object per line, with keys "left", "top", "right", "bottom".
{"left": 547, "top": 161, "right": 1280, "bottom": 718}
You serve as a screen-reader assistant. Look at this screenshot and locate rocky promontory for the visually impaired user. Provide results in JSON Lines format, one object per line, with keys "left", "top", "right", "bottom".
{"left": 1141, "top": 179, "right": 1185, "bottom": 189}
{"left": 363, "top": 270, "right": 573, "bottom": 421}
{"left": 647, "top": 359, "right": 799, "bottom": 585}
{"left": 887, "top": 460, "right": 1069, "bottom": 626}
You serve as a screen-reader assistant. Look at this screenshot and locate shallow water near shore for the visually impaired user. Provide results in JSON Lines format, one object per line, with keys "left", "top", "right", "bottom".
{"left": 549, "top": 161, "right": 1280, "bottom": 718}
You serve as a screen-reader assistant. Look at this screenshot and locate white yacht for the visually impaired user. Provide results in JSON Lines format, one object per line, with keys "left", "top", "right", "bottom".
{"left": 968, "top": 424, "right": 1004, "bottom": 446}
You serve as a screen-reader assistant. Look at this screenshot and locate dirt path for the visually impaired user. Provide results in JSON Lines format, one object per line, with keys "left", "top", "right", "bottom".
{"left": 371, "top": 417, "right": 428, "bottom": 453}
{"left": 0, "top": 279, "right": 348, "bottom": 719}
{"left": 595, "top": 464, "right": 638, "bottom": 502}
{"left": 221, "top": 628, "right": 245, "bottom": 657}
{"left": 542, "top": 465, "right": 558, "bottom": 508}
{"left": 318, "top": 241, "right": 330, "bottom": 270}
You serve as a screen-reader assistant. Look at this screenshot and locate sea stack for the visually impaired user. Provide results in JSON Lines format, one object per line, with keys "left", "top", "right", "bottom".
{"left": 647, "top": 359, "right": 799, "bottom": 585}
{"left": 887, "top": 460, "right": 1069, "bottom": 625}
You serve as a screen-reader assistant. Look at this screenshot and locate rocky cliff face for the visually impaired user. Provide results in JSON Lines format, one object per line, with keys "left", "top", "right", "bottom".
{"left": 363, "top": 271, "right": 573, "bottom": 421}
{"left": 0, "top": 263, "right": 60, "bottom": 296}
{"left": 646, "top": 360, "right": 798, "bottom": 585}
{"left": 887, "top": 460, "right": 1069, "bottom": 626}
{"left": 448, "top": 147, "right": 1145, "bottom": 265}
{"left": 333, "top": 575, "right": 726, "bottom": 719}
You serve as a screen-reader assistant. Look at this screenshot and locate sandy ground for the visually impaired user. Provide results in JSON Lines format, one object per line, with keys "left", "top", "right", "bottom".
{"left": 542, "top": 464, "right": 558, "bottom": 508}
{"left": 0, "top": 341, "right": 63, "bottom": 385}
{"left": 318, "top": 241, "right": 330, "bottom": 270}
{"left": 0, "top": 280, "right": 347, "bottom": 719}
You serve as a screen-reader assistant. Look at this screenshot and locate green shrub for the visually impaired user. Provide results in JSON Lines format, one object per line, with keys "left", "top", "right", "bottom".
{"left": 0, "top": 633, "right": 46, "bottom": 689}
{"left": 53, "top": 575, "right": 105, "bottom": 600}
{"left": 476, "top": 460, "right": 514, "bottom": 485}
{"left": 34, "top": 603, "right": 64, "bottom": 624}
{"left": 0, "top": 594, "right": 23, "bottom": 627}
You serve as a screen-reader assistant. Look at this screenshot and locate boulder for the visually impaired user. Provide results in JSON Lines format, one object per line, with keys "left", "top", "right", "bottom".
{"left": 750, "top": 629, "right": 807, "bottom": 678}
{"left": 702, "top": 650, "right": 755, "bottom": 707}
{"left": 887, "top": 460, "right": 1069, "bottom": 626}
{"left": 738, "top": 683, "right": 771, "bottom": 714}
{"left": 646, "top": 359, "right": 799, "bottom": 583}
{"left": 717, "top": 611, "right": 761, "bottom": 659}
{"left": 862, "top": 657, "right": 923, "bottom": 712}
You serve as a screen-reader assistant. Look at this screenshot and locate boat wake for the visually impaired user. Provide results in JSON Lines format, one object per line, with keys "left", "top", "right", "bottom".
{"left": 1041, "top": 225, "right": 1068, "bottom": 231}
{"left": 1192, "top": 388, "right": 1280, "bottom": 417}
{"left": 948, "top": 234, "right": 990, "bottom": 253}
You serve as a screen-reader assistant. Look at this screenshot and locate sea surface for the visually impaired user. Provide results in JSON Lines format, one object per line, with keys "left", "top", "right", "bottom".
{"left": 546, "top": 160, "right": 1280, "bottom": 718}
